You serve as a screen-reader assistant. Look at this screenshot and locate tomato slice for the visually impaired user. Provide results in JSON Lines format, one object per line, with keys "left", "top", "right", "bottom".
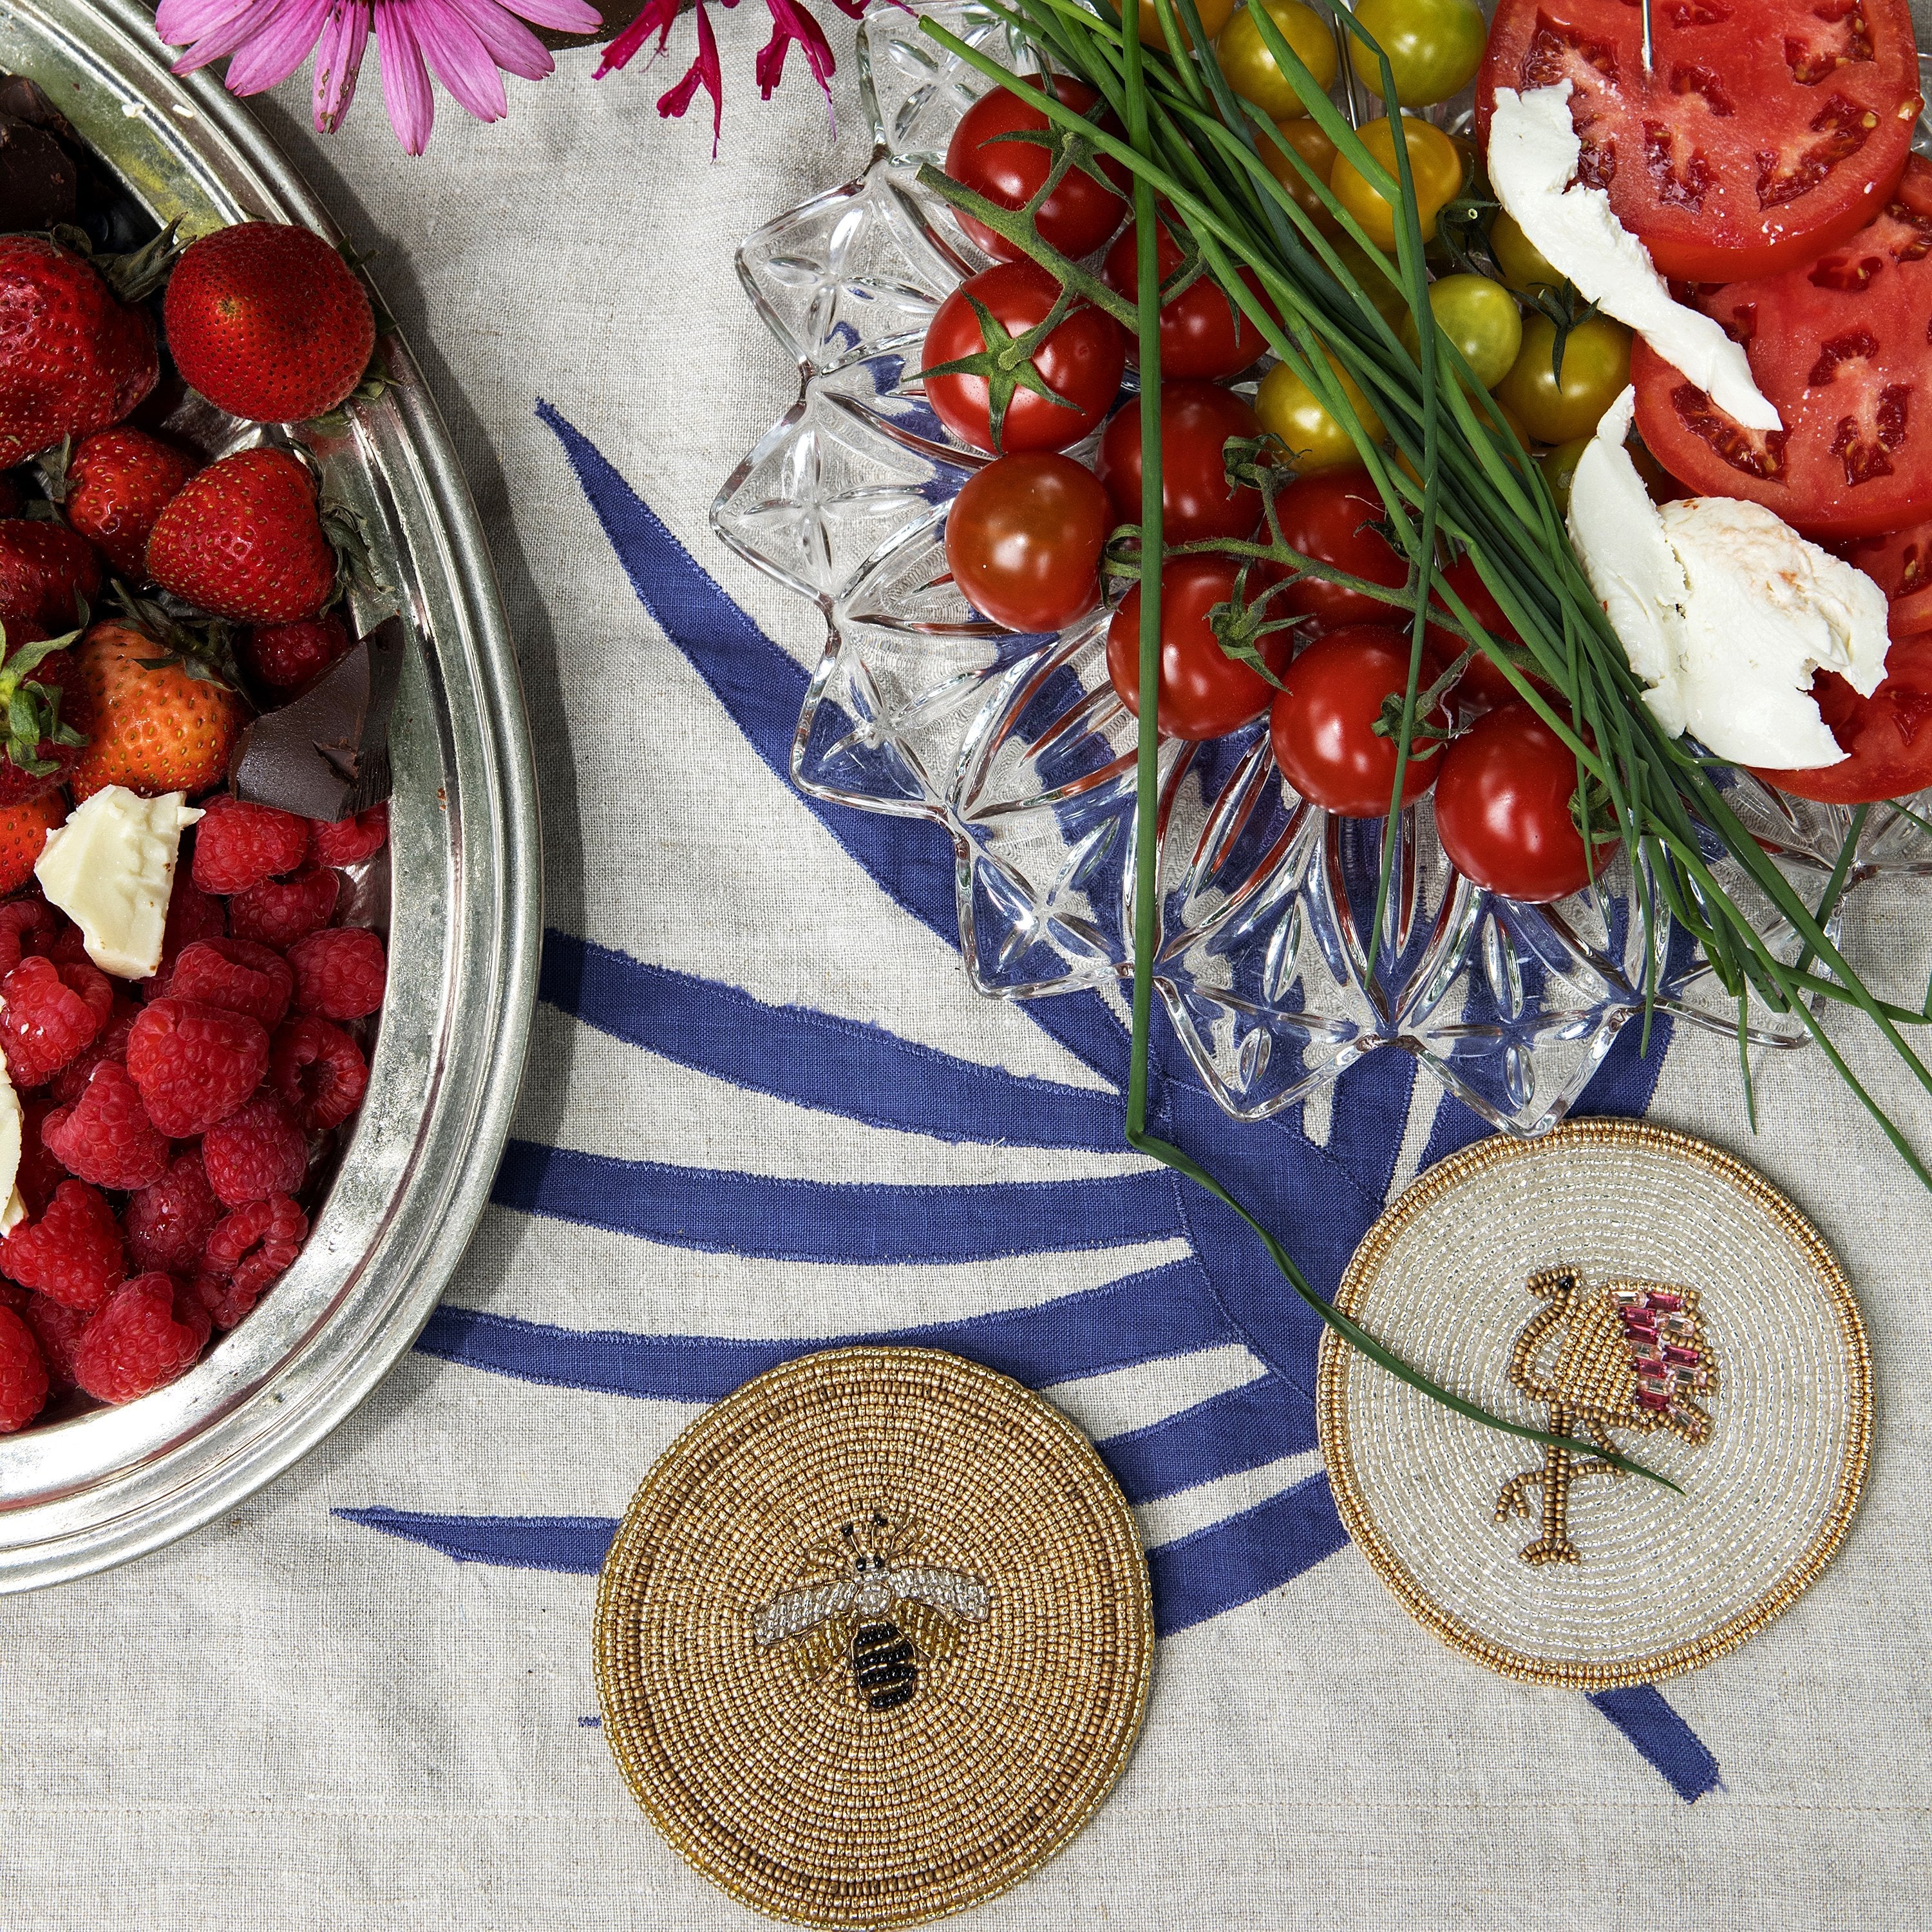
{"left": 1631, "top": 158, "right": 1932, "bottom": 538}
{"left": 1842, "top": 514, "right": 1932, "bottom": 634}
{"left": 1477, "top": 0, "right": 1922, "bottom": 283}
{"left": 1750, "top": 635, "right": 1932, "bottom": 801}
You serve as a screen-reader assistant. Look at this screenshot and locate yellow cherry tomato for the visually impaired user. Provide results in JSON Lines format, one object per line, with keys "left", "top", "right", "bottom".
{"left": 1539, "top": 429, "right": 1672, "bottom": 515}
{"left": 1348, "top": 0, "right": 1487, "bottom": 109}
{"left": 1398, "top": 274, "right": 1525, "bottom": 391}
{"left": 1255, "top": 349, "right": 1386, "bottom": 473}
{"left": 1493, "top": 313, "right": 1633, "bottom": 445}
{"left": 1217, "top": 0, "right": 1339, "bottom": 121}
{"left": 1113, "top": 0, "right": 1238, "bottom": 52}
{"left": 1489, "top": 210, "right": 1561, "bottom": 298}
{"left": 1329, "top": 115, "right": 1464, "bottom": 251}
{"left": 1259, "top": 118, "right": 1341, "bottom": 235}
{"left": 1329, "top": 237, "right": 1410, "bottom": 327}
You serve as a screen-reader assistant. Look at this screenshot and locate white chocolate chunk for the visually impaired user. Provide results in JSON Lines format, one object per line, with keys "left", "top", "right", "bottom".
{"left": 34, "top": 786, "right": 204, "bottom": 980}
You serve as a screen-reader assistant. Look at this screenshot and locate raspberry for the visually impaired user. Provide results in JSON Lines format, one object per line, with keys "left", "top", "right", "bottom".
{"left": 50, "top": 993, "right": 140, "bottom": 1104}
{"left": 152, "top": 878, "right": 227, "bottom": 985}
{"left": 72, "top": 1274, "right": 209, "bottom": 1404}
{"left": 240, "top": 612, "right": 352, "bottom": 693}
{"left": 0, "top": 896, "right": 59, "bottom": 976}
{"left": 270, "top": 1014, "right": 368, "bottom": 1132}
{"left": 229, "top": 867, "right": 339, "bottom": 949}
{"left": 310, "top": 804, "right": 388, "bottom": 867}
{"left": 125, "top": 1151, "right": 224, "bottom": 1276}
{"left": 1, "top": 1180, "right": 125, "bottom": 1311}
{"left": 0, "top": 954, "right": 111, "bottom": 1086}
{"left": 287, "top": 925, "right": 386, "bottom": 1020}
{"left": 16, "top": 1095, "right": 63, "bottom": 1214}
{"left": 202, "top": 1091, "right": 308, "bottom": 1207}
{"left": 43, "top": 1063, "right": 169, "bottom": 1190}
{"left": 0, "top": 1304, "right": 46, "bottom": 1430}
{"left": 162, "top": 938, "right": 293, "bottom": 1029}
{"left": 18, "top": 1291, "right": 86, "bottom": 1390}
{"left": 126, "top": 997, "right": 269, "bottom": 1137}
{"left": 191, "top": 795, "right": 312, "bottom": 894}
{"left": 46, "top": 922, "right": 94, "bottom": 966}
{"left": 202, "top": 1191, "right": 306, "bottom": 1324}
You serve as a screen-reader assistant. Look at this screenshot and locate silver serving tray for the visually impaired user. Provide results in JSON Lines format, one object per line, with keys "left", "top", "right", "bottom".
{"left": 0, "top": 0, "right": 541, "bottom": 1589}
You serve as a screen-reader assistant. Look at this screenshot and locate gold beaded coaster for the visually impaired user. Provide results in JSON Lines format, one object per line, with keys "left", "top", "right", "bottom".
{"left": 594, "top": 1345, "right": 1152, "bottom": 1929}
{"left": 1317, "top": 1119, "right": 1871, "bottom": 1689}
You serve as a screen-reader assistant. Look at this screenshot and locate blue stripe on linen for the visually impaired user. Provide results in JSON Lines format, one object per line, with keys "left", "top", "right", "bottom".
{"left": 1587, "top": 1687, "right": 1723, "bottom": 1803}
{"left": 488, "top": 1141, "right": 1180, "bottom": 1262}
{"left": 540, "top": 929, "right": 1121, "bottom": 1151}
{"left": 1100, "top": 1373, "right": 1314, "bottom": 1504}
{"left": 1146, "top": 1470, "right": 1349, "bottom": 1635}
{"left": 336, "top": 1508, "right": 620, "bottom": 1573}
{"left": 416, "top": 1258, "right": 1236, "bottom": 1404}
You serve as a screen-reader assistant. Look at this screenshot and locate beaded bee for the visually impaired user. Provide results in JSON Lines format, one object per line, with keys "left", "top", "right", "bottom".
{"left": 752, "top": 1511, "right": 989, "bottom": 1712}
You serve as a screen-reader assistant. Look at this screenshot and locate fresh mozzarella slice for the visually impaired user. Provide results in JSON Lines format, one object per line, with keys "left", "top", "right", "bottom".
{"left": 34, "top": 786, "right": 204, "bottom": 980}
{"left": 0, "top": 1063, "right": 20, "bottom": 1240}
{"left": 1569, "top": 389, "right": 1889, "bottom": 768}
{"left": 1488, "top": 82, "right": 1781, "bottom": 434}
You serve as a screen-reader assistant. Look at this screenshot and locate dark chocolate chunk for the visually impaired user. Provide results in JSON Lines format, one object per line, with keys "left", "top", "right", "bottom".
{"left": 0, "top": 111, "right": 77, "bottom": 231}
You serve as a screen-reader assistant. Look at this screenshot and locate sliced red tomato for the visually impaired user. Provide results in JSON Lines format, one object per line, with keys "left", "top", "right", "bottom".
{"left": 1477, "top": 0, "right": 1921, "bottom": 283}
{"left": 1842, "top": 514, "right": 1932, "bottom": 635}
{"left": 1750, "top": 635, "right": 1932, "bottom": 802}
{"left": 1631, "top": 158, "right": 1932, "bottom": 538}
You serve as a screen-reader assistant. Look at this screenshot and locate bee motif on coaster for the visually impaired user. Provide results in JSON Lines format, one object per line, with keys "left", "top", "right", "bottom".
{"left": 751, "top": 1512, "right": 990, "bottom": 1712}
{"left": 1494, "top": 1268, "right": 1718, "bottom": 1566}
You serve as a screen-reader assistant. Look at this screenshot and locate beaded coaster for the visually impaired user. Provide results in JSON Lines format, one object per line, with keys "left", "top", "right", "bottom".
{"left": 1317, "top": 1119, "right": 1871, "bottom": 1688}
{"left": 594, "top": 1346, "right": 1152, "bottom": 1928}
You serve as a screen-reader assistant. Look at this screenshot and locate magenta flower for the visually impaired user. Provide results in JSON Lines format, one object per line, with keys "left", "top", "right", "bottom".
{"left": 154, "top": 0, "right": 604, "bottom": 156}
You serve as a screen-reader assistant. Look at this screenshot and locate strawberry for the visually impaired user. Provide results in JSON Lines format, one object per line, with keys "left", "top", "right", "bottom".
{"left": 53, "top": 429, "right": 196, "bottom": 579}
{"left": 0, "top": 236, "right": 160, "bottom": 467}
{"left": 0, "top": 627, "right": 91, "bottom": 804}
{"left": 162, "top": 223, "right": 376, "bottom": 426}
{"left": 67, "top": 620, "right": 246, "bottom": 801}
{"left": 144, "top": 448, "right": 335, "bottom": 624}
{"left": 0, "top": 520, "right": 104, "bottom": 633}
{"left": 0, "top": 792, "right": 64, "bottom": 894}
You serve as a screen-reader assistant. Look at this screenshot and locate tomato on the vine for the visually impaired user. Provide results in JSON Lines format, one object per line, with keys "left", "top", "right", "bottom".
{"left": 1433, "top": 703, "right": 1613, "bottom": 902}
{"left": 1106, "top": 555, "right": 1286, "bottom": 739}
{"left": 1101, "top": 218, "right": 1272, "bottom": 380}
{"left": 1260, "top": 120, "right": 1341, "bottom": 237}
{"left": 943, "top": 79, "right": 1127, "bottom": 263}
{"left": 1269, "top": 625, "right": 1448, "bottom": 817}
{"left": 1494, "top": 312, "right": 1629, "bottom": 446}
{"left": 1427, "top": 554, "right": 1549, "bottom": 710}
{"left": 1631, "top": 159, "right": 1932, "bottom": 540}
{"left": 922, "top": 260, "right": 1128, "bottom": 455}
{"left": 1266, "top": 469, "right": 1408, "bottom": 624}
{"left": 945, "top": 453, "right": 1112, "bottom": 634}
{"left": 1329, "top": 115, "right": 1465, "bottom": 251}
{"left": 1400, "top": 274, "right": 1523, "bottom": 393}
{"left": 1115, "top": 0, "right": 1236, "bottom": 52}
{"left": 1096, "top": 382, "right": 1265, "bottom": 543}
{"left": 1750, "top": 638, "right": 1932, "bottom": 804}
{"left": 1254, "top": 348, "right": 1385, "bottom": 473}
{"left": 1478, "top": 0, "right": 1921, "bottom": 283}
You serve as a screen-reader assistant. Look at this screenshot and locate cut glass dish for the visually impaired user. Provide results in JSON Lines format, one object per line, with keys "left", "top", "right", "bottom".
{"left": 713, "top": 1, "right": 1932, "bottom": 1135}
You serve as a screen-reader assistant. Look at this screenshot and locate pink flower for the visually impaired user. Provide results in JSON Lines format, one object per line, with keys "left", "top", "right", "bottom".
{"left": 153, "top": 0, "right": 603, "bottom": 155}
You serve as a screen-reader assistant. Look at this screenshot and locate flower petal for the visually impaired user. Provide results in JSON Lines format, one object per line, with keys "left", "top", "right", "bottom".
{"left": 165, "top": 0, "right": 287, "bottom": 70}
{"left": 409, "top": 1, "right": 509, "bottom": 122}
{"left": 373, "top": 0, "right": 435, "bottom": 153}
{"left": 656, "top": 0, "right": 723, "bottom": 153}
{"left": 498, "top": 0, "right": 602, "bottom": 32}
{"left": 313, "top": 0, "right": 370, "bottom": 128}
{"left": 594, "top": 0, "right": 678, "bottom": 75}
{"left": 223, "top": 0, "right": 334, "bottom": 93}
{"left": 155, "top": 0, "right": 256, "bottom": 44}
{"left": 438, "top": 0, "right": 554, "bottom": 83}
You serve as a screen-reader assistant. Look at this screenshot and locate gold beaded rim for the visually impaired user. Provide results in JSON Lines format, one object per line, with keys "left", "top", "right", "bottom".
{"left": 1316, "top": 1119, "right": 1873, "bottom": 1690}
{"left": 593, "top": 1345, "right": 1153, "bottom": 1929}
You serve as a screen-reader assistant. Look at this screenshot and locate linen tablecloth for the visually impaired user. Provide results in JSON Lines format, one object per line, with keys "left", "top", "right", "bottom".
{"left": 6, "top": 15, "right": 1932, "bottom": 1924}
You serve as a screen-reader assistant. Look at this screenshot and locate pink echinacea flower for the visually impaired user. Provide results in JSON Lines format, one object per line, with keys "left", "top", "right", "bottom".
{"left": 155, "top": 0, "right": 604, "bottom": 155}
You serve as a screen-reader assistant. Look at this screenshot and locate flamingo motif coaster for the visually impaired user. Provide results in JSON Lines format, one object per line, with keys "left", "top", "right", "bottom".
{"left": 1317, "top": 1120, "right": 1871, "bottom": 1688}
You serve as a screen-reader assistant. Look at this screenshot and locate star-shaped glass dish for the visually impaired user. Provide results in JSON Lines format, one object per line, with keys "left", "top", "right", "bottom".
{"left": 713, "top": 0, "right": 1932, "bottom": 1135}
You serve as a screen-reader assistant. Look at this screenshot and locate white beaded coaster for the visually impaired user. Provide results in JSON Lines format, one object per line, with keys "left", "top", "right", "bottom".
{"left": 1317, "top": 1119, "right": 1871, "bottom": 1687}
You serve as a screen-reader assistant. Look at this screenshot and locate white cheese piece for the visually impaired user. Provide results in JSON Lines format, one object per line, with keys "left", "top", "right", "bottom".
{"left": 0, "top": 1189, "right": 25, "bottom": 1237}
{"left": 0, "top": 1061, "right": 21, "bottom": 1239}
{"left": 1488, "top": 81, "right": 1781, "bottom": 434}
{"left": 1569, "top": 390, "right": 1891, "bottom": 768}
{"left": 34, "top": 786, "right": 204, "bottom": 980}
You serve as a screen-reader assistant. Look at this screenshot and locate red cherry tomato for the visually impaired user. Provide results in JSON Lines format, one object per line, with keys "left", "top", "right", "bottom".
{"left": 1101, "top": 217, "right": 1271, "bottom": 380}
{"left": 922, "top": 260, "right": 1128, "bottom": 455}
{"left": 1105, "top": 554, "right": 1285, "bottom": 739}
{"left": 1478, "top": 0, "right": 1919, "bottom": 283}
{"left": 1265, "top": 468, "right": 1407, "bottom": 625}
{"left": 1425, "top": 554, "right": 1556, "bottom": 710}
{"left": 1750, "top": 636, "right": 1932, "bottom": 803}
{"left": 1631, "top": 158, "right": 1932, "bottom": 540}
{"left": 1434, "top": 703, "right": 1614, "bottom": 902}
{"left": 943, "top": 79, "right": 1128, "bottom": 261}
{"left": 1095, "top": 383, "right": 1264, "bottom": 543}
{"left": 1269, "top": 626, "right": 1448, "bottom": 817}
{"left": 945, "top": 453, "right": 1111, "bottom": 634}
